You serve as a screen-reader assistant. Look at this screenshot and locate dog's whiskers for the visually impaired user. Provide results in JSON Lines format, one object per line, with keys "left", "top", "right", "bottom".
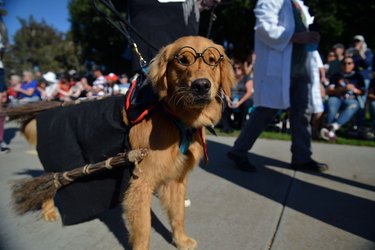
{"left": 169, "top": 87, "right": 190, "bottom": 107}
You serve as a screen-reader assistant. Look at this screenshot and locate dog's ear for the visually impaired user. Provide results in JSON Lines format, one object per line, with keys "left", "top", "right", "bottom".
{"left": 148, "top": 44, "right": 173, "bottom": 98}
{"left": 218, "top": 47, "right": 235, "bottom": 97}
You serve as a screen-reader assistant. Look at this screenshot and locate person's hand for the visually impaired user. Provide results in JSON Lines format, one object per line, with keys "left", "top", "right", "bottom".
{"left": 292, "top": 31, "right": 320, "bottom": 44}
{"left": 13, "top": 85, "right": 21, "bottom": 92}
{"left": 233, "top": 101, "right": 240, "bottom": 109}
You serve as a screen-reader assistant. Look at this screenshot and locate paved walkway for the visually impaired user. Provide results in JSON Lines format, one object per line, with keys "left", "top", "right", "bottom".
{"left": 0, "top": 122, "right": 374, "bottom": 250}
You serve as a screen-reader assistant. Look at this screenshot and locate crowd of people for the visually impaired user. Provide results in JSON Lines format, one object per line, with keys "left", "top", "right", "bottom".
{"left": 3, "top": 67, "right": 132, "bottom": 106}
{"left": 221, "top": 34, "right": 374, "bottom": 143}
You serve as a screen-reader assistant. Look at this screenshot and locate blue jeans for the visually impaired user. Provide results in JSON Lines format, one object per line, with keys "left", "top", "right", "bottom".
{"left": 325, "top": 96, "right": 359, "bottom": 127}
{"left": 370, "top": 100, "right": 375, "bottom": 129}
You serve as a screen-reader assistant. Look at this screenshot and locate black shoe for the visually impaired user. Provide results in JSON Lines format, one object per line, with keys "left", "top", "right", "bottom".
{"left": 227, "top": 151, "right": 256, "bottom": 172}
{"left": 0, "top": 145, "right": 10, "bottom": 154}
{"left": 292, "top": 160, "right": 328, "bottom": 172}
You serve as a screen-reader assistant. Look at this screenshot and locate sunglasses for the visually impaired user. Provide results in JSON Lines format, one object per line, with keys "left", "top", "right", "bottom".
{"left": 172, "top": 46, "right": 224, "bottom": 66}
{"left": 343, "top": 62, "right": 353, "bottom": 65}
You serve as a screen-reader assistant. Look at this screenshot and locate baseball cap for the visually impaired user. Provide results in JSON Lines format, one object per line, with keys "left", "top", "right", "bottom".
{"left": 333, "top": 43, "right": 344, "bottom": 49}
{"left": 353, "top": 35, "right": 365, "bottom": 42}
{"left": 105, "top": 73, "right": 118, "bottom": 82}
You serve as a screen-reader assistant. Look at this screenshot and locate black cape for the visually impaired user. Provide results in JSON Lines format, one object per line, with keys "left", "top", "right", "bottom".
{"left": 36, "top": 96, "right": 132, "bottom": 225}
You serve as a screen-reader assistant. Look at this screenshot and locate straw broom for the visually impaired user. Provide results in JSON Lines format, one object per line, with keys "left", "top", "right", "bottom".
{"left": 11, "top": 148, "right": 148, "bottom": 215}
{"left": 3, "top": 97, "right": 108, "bottom": 121}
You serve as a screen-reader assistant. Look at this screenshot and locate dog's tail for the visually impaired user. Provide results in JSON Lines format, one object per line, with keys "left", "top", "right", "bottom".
{"left": 21, "top": 118, "right": 37, "bottom": 146}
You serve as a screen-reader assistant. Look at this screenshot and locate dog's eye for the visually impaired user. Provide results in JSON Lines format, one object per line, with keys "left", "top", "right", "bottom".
{"left": 176, "top": 50, "right": 196, "bottom": 66}
{"left": 203, "top": 47, "right": 222, "bottom": 66}
{"left": 178, "top": 55, "right": 191, "bottom": 65}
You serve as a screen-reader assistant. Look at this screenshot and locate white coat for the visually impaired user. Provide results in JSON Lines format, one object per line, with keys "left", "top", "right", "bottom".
{"left": 306, "top": 51, "right": 324, "bottom": 113}
{"left": 252, "top": 0, "right": 312, "bottom": 109}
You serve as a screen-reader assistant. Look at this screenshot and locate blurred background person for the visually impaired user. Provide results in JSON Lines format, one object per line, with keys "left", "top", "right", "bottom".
{"left": 346, "top": 35, "right": 373, "bottom": 130}
{"left": 118, "top": 73, "right": 130, "bottom": 95}
{"left": 12, "top": 70, "right": 40, "bottom": 105}
{"left": 105, "top": 73, "right": 120, "bottom": 95}
{"left": 321, "top": 56, "right": 365, "bottom": 141}
{"left": 221, "top": 59, "right": 253, "bottom": 133}
{"left": 0, "top": 3, "right": 9, "bottom": 153}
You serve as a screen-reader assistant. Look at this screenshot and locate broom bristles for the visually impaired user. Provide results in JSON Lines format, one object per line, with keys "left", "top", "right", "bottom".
{"left": 11, "top": 173, "right": 58, "bottom": 215}
{"left": 4, "top": 101, "right": 63, "bottom": 121}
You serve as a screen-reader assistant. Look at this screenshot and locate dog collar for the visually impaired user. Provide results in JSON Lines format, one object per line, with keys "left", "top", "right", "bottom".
{"left": 163, "top": 105, "right": 209, "bottom": 164}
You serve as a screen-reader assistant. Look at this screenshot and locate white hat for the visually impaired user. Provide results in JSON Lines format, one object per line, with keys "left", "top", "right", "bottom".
{"left": 43, "top": 71, "right": 57, "bottom": 84}
{"left": 353, "top": 35, "right": 365, "bottom": 42}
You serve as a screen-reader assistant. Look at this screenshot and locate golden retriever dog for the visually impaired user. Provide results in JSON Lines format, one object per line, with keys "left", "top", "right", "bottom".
{"left": 21, "top": 36, "right": 234, "bottom": 250}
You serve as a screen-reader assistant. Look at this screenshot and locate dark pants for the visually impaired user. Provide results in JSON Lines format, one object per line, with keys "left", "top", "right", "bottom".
{"left": 231, "top": 75, "right": 312, "bottom": 164}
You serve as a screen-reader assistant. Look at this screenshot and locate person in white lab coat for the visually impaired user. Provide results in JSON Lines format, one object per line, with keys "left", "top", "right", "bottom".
{"left": 227, "top": 0, "right": 328, "bottom": 172}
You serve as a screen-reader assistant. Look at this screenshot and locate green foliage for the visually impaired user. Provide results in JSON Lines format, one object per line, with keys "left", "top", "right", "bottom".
{"left": 68, "top": 0, "right": 129, "bottom": 73}
{"left": 4, "top": 0, "right": 375, "bottom": 78}
{"left": 4, "top": 16, "right": 81, "bottom": 76}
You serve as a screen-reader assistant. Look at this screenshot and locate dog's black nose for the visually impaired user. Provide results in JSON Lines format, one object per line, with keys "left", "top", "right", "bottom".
{"left": 191, "top": 78, "right": 211, "bottom": 95}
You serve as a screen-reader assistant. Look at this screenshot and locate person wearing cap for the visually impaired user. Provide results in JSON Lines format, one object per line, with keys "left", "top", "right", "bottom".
{"left": 38, "top": 71, "right": 59, "bottom": 101}
{"left": 105, "top": 73, "right": 120, "bottom": 96}
{"left": 118, "top": 73, "right": 130, "bottom": 95}
{"left": 346, "top": 35, "right": 374, "bottom": 130}
{"left": 92, "top": 66, "right": 107, "bottom": 96}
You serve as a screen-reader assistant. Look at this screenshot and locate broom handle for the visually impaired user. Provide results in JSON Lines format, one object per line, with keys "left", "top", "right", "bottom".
{"left": 54, "top": 148, "right": 148, "bottom": 188}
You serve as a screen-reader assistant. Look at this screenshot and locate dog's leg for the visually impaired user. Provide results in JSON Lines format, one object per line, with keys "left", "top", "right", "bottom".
{"left": 159, "top": 176, "right": 197, "bottom": 250}
{"left": 123, "top": 178, "right": 153, "bottom": 250}
{"left": 41, "top": 198, "right": 59, "bottom": 221}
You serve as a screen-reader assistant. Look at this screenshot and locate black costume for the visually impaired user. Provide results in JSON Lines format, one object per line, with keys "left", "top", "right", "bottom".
{"left": 36, "top": 96, "right": 131, "bottom": 225}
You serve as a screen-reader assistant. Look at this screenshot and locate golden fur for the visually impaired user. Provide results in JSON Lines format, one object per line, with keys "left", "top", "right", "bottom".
{"left": 22, "top": 36, "right": 234, "bottom": 250}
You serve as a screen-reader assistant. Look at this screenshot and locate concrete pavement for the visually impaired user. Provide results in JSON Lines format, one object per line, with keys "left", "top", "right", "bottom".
{"left": 0, "top": 122, "right": 374, "bottom": 250}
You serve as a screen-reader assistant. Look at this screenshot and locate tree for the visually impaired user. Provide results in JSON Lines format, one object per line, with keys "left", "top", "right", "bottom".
{"left": 4, "top": 16, "right": 81, "bottom": 76}
{"left": 69, "top": 0, "right": 129, "bottom": 75}
{"left": 201, "top": 0, "right": 375, "bottom": 61}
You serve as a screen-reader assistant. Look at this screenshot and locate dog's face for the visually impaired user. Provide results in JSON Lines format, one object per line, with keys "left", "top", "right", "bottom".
{"left": 148, "top": 36, "right": 235, "bottom": 127}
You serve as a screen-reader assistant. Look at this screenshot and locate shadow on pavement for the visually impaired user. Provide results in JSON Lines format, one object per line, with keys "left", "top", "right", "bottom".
{"left": 98, "top": 205, "right": 173, "bottom": 250}
{"left": 201, "top": 139, "right": 375, "bottom": 241}
{"left": 15, "top": 171, "right": 174, "bottom": 250}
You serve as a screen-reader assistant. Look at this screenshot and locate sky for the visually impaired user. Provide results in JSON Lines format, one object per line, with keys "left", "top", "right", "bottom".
{"left": 2, "top": 0, "right": 70, "bottom": 44}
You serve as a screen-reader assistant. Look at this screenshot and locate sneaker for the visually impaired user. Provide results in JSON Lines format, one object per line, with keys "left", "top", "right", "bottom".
{"left": 0, "top": 145, "right": 10, "bottom": 154}
{"left": 320, "top": 126, "right": 337, "bottom": 141}
{"left": 292, "top": 159, "right": 329, "bottom": 172}
{"left": 227, "top": 151, "right": 256, "bottom": 172}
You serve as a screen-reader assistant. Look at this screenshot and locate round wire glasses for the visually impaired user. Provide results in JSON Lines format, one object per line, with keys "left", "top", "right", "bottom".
{"left": 172, "top": 46, "right": 224, "bottom": 66}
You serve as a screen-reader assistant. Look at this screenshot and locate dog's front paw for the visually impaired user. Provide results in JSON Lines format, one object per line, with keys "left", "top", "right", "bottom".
{"left": 174, "top": 235, "right": 197, "bottom": 250}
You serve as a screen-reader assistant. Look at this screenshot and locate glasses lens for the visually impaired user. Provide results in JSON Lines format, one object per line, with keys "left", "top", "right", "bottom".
{"left": 176, "top": 47, "right": 196, "bottom": 66}
{"left": 343, "top": 62, "right": 353, "bottom": 65}
{"left": 203, "top": 47, "right": 222, "bottom": 66}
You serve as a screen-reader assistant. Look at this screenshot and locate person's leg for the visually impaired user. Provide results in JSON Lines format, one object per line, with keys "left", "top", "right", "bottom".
{"left": 355, "top": 79, "right": 370, "bottom": 128}
{"left": 325, "top": 96, "right": 342, "bottom": 125}
{"left": 335, "top": 99, "right": 360, "bottom": 127}
{"left": 370, "top": 100, "right": 375, "bottom": 130}
{"left": 231, "top": 106, "right": 278, "bottom": 155}
{"left": 289, "top": 76, "right": 328, "bottom": 171}
{"left": 228, "top": 106, "right": 278, "bottom": 171}
{"left": 0, "top": 92, "right": 10, "bottom": 153}
{"left": 240, "top": 99, "right": 253, "bottom": 129}
{"left": 289, "top": 76, "right": 312, "bottom": 163}
{"left": 220, "top": 104, "right": 233, "bottom": 133}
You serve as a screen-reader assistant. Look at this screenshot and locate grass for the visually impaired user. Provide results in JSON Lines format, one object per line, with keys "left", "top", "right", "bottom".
{"left": 216, "top": 128, "right": 375, "bottom": 147}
